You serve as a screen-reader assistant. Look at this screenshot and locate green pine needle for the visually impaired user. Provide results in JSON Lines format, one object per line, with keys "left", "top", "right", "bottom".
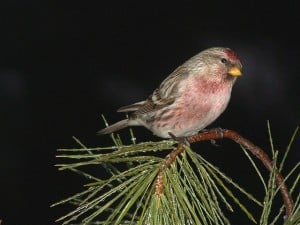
{"left": 279, "top": 126, "right": 299, "bottom": 172}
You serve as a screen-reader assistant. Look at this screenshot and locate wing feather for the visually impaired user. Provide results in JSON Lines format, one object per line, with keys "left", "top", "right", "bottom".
{"left": 117, "top": 101, "right": 146, "bottom": 112}
{"left": 152, "top": 65, "right": 189, "bottom": 101}
{"left": 117, "top": 65, "right": 190, "bottom": 117}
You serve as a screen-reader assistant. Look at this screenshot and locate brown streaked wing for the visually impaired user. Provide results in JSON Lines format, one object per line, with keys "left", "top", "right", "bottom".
{"left": 117, "top": 100, "right": 146, "bottom": 112}
{"left": 153, "top": 65, "right": 189, "bottom": 101}
{"left": 133, "top": 96, "right": 175, "bottom": 115}
{"left": 118, "top": 65, "right": 188, "bottom": 116}
{"left": 133, "top": 65, "right": 189, "bottom": 116}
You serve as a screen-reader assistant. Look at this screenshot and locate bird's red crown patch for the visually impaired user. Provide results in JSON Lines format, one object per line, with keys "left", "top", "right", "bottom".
{"left": 225, "top": 49, "right": 240, "bottom": 61}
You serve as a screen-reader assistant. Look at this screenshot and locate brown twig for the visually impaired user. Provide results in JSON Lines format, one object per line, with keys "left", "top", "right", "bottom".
{"left": 155, "top": 144, "right": 185, "bottom": 196}
{"left": 155, "top": 129, "right": 294, "bottom": 217}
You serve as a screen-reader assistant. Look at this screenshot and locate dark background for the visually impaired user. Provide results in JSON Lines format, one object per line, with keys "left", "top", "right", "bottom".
{"left": 1, "top": 1, "right": 299, "bottom": 225}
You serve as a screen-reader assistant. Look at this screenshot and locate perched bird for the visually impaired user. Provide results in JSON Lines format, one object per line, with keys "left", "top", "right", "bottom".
{"left": 98, "top": 47, "right": 242, "bottom": 139}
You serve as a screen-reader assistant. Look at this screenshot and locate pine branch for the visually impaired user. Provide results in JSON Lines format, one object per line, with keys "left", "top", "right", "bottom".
{"left": 53, "top": 125, "right": 299, "bottom": 225}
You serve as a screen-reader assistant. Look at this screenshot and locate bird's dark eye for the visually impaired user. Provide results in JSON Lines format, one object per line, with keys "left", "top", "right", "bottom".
{"left": 221, "top": 58, "right": 228, "bottom": 64}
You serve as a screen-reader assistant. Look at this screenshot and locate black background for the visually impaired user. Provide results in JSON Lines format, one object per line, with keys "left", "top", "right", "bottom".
{"left": 1, "top": 1, "right": 299, "bottom": 225}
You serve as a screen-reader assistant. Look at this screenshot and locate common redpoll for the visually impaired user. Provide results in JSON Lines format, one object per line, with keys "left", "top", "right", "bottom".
{"left": 98, "top": 47, "right": 242, "bottom": 138}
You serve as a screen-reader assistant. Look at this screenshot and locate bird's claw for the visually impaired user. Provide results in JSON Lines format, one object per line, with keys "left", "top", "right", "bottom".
{"left": 210, "top": 139, "right": 221, "bottom": 147}
{"left": 202, "top": 127, "right": 225, "bottom": 135}
{"left": 201, "top": 127, "right": 225, "bottom": 147}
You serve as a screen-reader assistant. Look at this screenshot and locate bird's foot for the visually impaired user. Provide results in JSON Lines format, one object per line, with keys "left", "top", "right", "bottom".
{"left": 201, "top": 127, "right": 225, "bottom": 147}
{"left": 210, "top": 139, "right": 220, "bottom": 147}
{"left": 201, "top": 127, "right": 225, "bottom": 134}
{"left": 168, "top": 132, "right": 190, "bottom": 147}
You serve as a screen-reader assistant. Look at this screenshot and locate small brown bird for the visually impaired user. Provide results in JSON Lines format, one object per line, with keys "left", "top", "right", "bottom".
{"left": 98, "top": 47, "right": 242, "bottom": 138}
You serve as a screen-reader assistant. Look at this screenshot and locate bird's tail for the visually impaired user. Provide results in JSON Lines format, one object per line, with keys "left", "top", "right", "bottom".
{"left": 97, "top": 119, "right": 129, "bottom": 135}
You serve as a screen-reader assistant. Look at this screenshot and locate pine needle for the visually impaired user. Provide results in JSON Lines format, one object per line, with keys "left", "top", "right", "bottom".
{"left": 241, "top": 145, "right": 267, "bottom": 192}
{"left": 279, "top": 126, "right": 299, "bottom": 172}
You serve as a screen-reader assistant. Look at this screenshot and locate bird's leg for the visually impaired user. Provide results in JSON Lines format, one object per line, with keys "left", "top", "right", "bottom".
{"left": 200, "top": 127, "right": 225, "bottom": 147}
{"left": 207, "top": 127, "right": 225, "bottom": 136}
{"left": 168, "top": 132, "right": 190, "bottom": 147}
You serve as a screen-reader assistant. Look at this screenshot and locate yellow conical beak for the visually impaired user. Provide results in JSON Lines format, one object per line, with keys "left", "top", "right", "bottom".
{"left": 228, "top": 66, "right": 242, "bottom": 76}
